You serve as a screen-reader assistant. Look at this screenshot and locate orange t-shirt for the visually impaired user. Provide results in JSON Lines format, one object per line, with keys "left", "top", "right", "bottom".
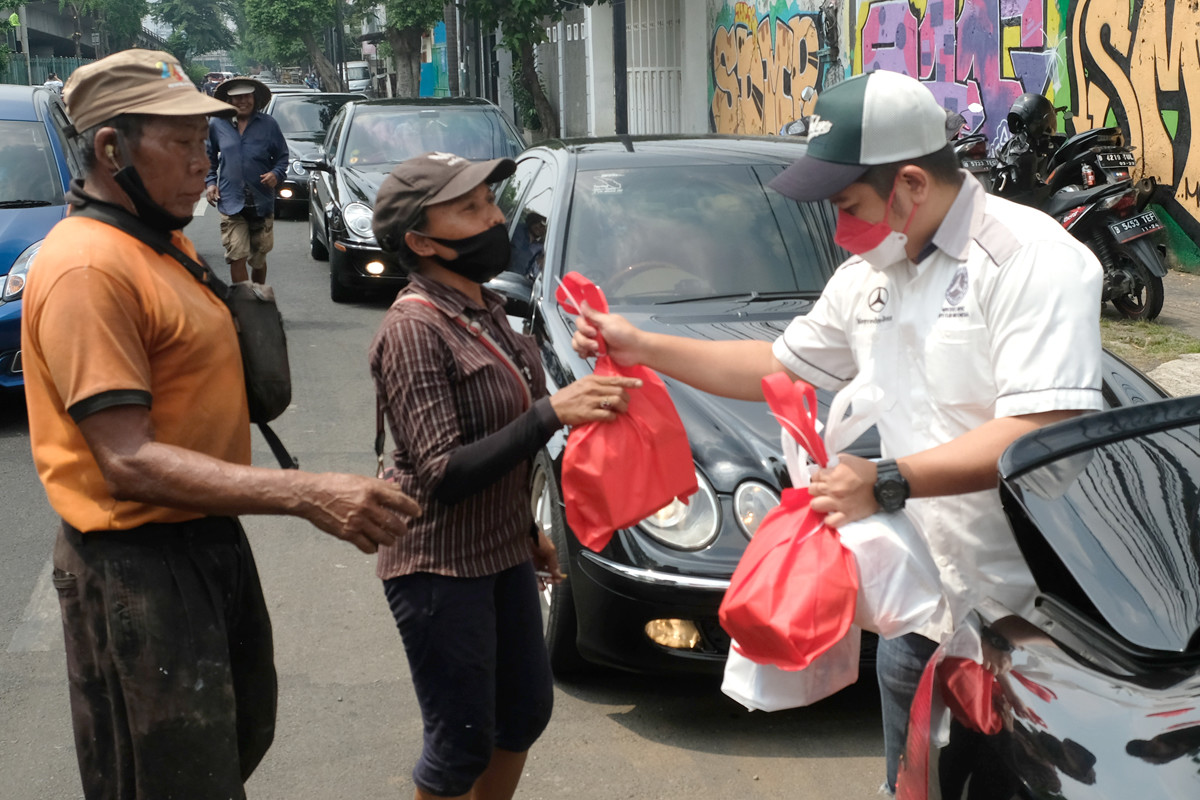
{"left": 21, "top": 215, "right": 251, "bottom": 532}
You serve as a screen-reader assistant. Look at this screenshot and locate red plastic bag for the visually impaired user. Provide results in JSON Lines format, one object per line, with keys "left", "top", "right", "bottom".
{"left": 717, "top": 372, "right": 858, "bottom": 671}
{"left": 556, "top": 272, "right": 698, "bottom": 552}
{"left": 938, "top": 657, "right": 1003, "bottom": 735}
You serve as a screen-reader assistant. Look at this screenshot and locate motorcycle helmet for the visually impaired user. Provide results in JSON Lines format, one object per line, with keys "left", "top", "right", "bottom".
{"left": 1007, "top": 92, "right": 1057, "bottom": 138}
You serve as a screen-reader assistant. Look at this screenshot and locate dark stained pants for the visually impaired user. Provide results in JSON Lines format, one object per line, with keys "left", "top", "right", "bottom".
{"left": 53, "top": 517, "right": 277, "bottom": 800}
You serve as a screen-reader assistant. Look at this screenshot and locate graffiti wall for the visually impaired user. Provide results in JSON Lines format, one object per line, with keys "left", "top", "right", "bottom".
{"left": 709, "top": 1, "right": 840, "bottom": 135}
{"left": 1066, "top": 0, "right": 1200, "bottom": 237}
{"left": 708, "top": 0, "right": 1200, "bottom": 238}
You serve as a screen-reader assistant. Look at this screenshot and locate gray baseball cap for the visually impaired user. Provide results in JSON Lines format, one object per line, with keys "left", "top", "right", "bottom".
{"left": 372, "top": 152, "right": 516, "bottom": 252}
{"left": 769, "top": 71, "right": 948, "bottom": 202}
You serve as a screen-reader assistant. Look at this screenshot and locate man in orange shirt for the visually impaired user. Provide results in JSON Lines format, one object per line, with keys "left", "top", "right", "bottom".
{"left": 21, "top": 49, "right": 420, "bottom": 800}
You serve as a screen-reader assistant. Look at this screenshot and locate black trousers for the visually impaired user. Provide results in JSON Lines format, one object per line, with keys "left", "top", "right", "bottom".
{"left": 53, "top": 517, "right": 277, "bottom": 800}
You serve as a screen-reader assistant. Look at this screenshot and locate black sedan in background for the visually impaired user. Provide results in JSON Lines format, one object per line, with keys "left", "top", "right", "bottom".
{"left": 484, "top": 135, "right": 1170, "bottom": 678}
{"left": 303, "top": 97, "right": 526, "bottom": 302}
{"left": 265, "top": 92, "right": 363, "bottom": 218}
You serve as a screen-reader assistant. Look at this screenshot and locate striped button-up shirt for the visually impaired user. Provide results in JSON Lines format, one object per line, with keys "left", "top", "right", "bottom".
{"left": 368, "top": 273, "right": 549, "bottom": 579}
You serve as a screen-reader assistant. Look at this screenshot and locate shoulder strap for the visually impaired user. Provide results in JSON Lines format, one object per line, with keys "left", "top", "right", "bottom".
{"left": 67, "top": 202, "right": 298, "bottom": 470}
{"left": 70, "top": 202, "right": 231, "bottom": 299}
{"left": 399, "top": 295, "right": 533, "bottom": 408}
{"left": 374, "top": 293, "right": 534, "bottom": 477}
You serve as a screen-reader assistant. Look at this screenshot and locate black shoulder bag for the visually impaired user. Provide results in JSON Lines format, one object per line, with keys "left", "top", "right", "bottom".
{"left": 71, "top": 202, "right": 299, "bottom": 469}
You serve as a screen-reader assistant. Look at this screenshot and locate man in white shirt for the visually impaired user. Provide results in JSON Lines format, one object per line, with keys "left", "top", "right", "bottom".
{"left": 43, "top": 72, "right": 63, "bottom": 93}
{"left": 571, "top": 70, "right": 1104, "bottom": 793}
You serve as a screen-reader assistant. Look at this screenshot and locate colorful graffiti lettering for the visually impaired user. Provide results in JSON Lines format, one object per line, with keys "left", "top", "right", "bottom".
{"left": 710, "top": 1, "right": 831, "bottom": 135}
{"left": 1067, "top": 0, "right": 1200, "bottom": 235}
{"left": 852, "top": 0, "right": 1064, "bottom": 140}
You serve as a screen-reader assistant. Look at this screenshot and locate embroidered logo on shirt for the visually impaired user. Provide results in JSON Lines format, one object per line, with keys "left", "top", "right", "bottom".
{"left": 867, "top": 286, "right": 889, "bottom": 312}
{"left": 945, "top": 266, "right": 969, "bottom": 306}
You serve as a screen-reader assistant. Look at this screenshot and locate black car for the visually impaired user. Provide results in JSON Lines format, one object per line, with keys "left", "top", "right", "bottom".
{"left": 485, "top": 135, "right": 1171, "bottom": 678}
{"left": 264, "top": 92, "right": 364, "bottom": 218}
{"left": 908, "top": 396, "right": 1200, "bottom": 798}
{"left": 304, "top": 97, "right": 526, "bottom": 302}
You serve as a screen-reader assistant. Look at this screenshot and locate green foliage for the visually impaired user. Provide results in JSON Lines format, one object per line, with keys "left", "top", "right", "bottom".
{"left": 0, "top": 14, "right": 12, "bottom": 72}
{"left": 244, "top": 0, "right": 334, "bottom": 45}
{"left": 155, "top": 0, "right": 239, "bottom": 60}
{"left": 63, "top": 0, "right": 149, "bottom": 50}
{"left": 463, "top": 0, "right": 603, "bottom": 52}
{"left": 509, "top": 63, "right": 540, "bottom": 130}
{"left": 376, "top": 0, "right": 443, "bottom": 31}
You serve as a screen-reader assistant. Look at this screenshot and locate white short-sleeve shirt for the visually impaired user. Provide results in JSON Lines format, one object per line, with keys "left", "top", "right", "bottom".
{"left": 773, "top": 174, "right": 1104, "bottom": 632}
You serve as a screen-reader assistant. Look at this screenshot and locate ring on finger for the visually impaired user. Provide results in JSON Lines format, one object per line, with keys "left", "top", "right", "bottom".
{"left": 600, "top": 399, "right": 611, "bottom": 410}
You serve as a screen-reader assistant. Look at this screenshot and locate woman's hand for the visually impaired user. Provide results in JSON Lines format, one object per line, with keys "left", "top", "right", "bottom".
{"left": 571, "top": 304, "right": 645, "bottom": 366}
{"left": 549, "top": 374, "right": 642, "bottom": 426}
{"left": 531, "top": 528, "right": 565, "bottom": 589}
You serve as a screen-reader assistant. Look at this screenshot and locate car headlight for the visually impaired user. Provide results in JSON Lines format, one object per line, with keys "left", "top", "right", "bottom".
{"left": 734, "top": 481, "right": 780, "bottom": 538}
{"left": 637, "top": 469, "right": 719, "bottom": 550}
{"left": 290, "top": 159, "right": 306, "bottom": 176}
{"left": 3, "top": 240, "right": 42, "bottom": 303}
{"left": 342, "top": 202, "right": 375, "bottom": 239}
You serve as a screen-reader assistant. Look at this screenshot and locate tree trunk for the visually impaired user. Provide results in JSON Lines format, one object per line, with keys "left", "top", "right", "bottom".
{"left": 443, "top": 2, "right": 459, "bottom": 95}
{"left": 518, "top": 38, "right": 558, "bottom": 140}
{"left": 300, "top": 30, "right": 342, "bottom": 92}
{"left": 387, "top": 25, "right": 422, "bottom": 98}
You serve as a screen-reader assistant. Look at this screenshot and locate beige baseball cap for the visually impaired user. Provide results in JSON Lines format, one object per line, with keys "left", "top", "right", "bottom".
{"left": 64, "top": 48, "right": 236, "bottom": 133}
{"left": 373, "top": 152, "right": 516, "bottom": 252}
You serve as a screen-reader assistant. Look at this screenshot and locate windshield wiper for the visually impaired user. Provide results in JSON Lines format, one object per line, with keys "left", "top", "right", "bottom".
{"left": 0, "top": 200, "right": 54, "bottom": 209}
{"left": 654, "top": 290, "right": 818, "bottom": 306}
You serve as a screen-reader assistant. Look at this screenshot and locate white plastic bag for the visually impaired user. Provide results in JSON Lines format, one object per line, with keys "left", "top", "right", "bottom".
{"left": 838, "top": 511, "right": 949, "bottom": 639}
{"left": 722, "top": 628, "right": 862, "bottom": 712}
{"left": 780, "top": 376, "right": 948, "bottom": 641}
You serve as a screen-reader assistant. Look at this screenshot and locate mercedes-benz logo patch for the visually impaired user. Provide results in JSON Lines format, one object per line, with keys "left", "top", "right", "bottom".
{"left": 945, "top": 266, "right": 969, "bottom": 306}
{"left": 867, "top": 286, "right": 889, "bottom": 312}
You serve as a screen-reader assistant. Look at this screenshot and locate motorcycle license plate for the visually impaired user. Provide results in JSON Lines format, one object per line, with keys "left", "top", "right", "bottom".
{"left": 1097, "top": 151, "right": 1136, "bottom": 168}
{"left": 1108, "top": 210, "right": 1164, "bottom": 242}
{"left": 961, "top": 158, "right": 996, "bottom": 171}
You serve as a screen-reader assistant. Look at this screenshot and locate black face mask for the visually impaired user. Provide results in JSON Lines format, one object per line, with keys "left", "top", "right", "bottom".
{"left": 418, "top": 222, "right": 512, "bottom": 284}
{"left": 113, "top": 165, "right": 193, "bottom": 231}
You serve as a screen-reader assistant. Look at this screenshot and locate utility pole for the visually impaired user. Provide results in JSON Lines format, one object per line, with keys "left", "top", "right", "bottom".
{"left": 17, "top": 4, "right": 31, "bottom": 84}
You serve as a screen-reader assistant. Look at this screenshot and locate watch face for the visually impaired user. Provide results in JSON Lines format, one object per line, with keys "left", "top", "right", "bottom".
{"left": 877, "top": 481, "right": 905, "bottom": 510}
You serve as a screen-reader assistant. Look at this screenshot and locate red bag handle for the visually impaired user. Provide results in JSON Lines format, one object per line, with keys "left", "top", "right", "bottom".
{"left": 761, "top": 372, "right": 828, "bottom": 467}
{"left": 556, "top": 272, "right": 610, "bottom": 353}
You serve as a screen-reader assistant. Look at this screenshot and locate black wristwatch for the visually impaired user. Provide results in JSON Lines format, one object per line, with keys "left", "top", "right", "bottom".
{"left": 873, "top": 459, "right": 910, "bottom": 513}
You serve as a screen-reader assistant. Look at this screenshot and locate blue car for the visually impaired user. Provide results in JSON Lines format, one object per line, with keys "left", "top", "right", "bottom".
{"left": 0, "top": 85, "right": 81, "bottom": 390}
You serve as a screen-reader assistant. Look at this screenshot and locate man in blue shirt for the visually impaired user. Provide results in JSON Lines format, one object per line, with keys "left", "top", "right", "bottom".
{"left": 205, "top": 77, "right": 288, "bottom": 284}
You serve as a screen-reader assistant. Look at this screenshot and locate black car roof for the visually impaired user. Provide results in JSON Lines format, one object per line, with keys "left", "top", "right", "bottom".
{"left": 528, "top": 134, "right": 810, "bottom": 169}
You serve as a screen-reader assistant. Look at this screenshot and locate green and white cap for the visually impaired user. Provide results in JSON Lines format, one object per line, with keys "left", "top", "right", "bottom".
{"left": 769, "top": 70, "right": 948, "bottom": 202}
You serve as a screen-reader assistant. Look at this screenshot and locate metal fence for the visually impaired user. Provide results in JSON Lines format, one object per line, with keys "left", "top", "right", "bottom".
{"left": 1, "top": 55, "right": 93, "bottom": 88}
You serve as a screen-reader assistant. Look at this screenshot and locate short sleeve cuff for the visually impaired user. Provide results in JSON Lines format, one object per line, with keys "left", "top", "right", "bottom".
{"left": 771, "top": 336, "right": 846, "bottom": 392}
{"left": 995, "top": 387, "right": 1103, "bottom": 418}
{"left": 68, "top": 389, "right": 152, "bottom": 422}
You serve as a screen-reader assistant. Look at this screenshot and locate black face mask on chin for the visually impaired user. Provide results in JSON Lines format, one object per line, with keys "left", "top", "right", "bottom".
{"left": 112, "top": 165, "right": 193, "bottom": 231}
{"left": 418, "top": 222, "right": 512, "bottom": 284}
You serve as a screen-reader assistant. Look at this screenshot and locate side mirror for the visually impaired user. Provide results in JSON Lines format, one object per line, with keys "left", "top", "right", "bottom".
{"left": 298, "top": 158, "right": 332, "bottom": 173}
{"left": 485, "top": 271, "right": 535, "bottom": 318}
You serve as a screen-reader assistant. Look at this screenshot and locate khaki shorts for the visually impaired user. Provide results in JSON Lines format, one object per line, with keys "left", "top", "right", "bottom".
{"left": 220, "top": 212, "right": 274, "bottom": 269}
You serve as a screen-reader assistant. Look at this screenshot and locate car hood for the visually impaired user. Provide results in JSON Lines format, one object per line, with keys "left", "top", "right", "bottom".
{"left": 616, "top": 298, "right": 879, "bottom": 492}
{"left": 335, "top": 166, "right": 389, "bottom": 207}
{"left": 285, "top": 136, "right": 322, "bottom": 159}
{"left": 0, "top": 205, "right": 68, "bottom": 275}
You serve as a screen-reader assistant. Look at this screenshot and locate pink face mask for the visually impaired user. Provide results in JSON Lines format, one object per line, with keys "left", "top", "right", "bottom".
{"left": 833, "top": 180, "right": 919, "bottom": 271}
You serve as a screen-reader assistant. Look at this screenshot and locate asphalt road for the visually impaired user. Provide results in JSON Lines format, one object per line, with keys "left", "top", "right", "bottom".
{"left": 0, "top": 205, "right": 885, "bottom": 799}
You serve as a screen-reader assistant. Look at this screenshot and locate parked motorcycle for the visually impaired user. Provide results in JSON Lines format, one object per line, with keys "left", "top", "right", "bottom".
{"left": 988, "top": 93, "right": 1168, "bottom": 321}
{"left": 946, "top": 106, "right": 996, "bottom": 190}
{"left": 902, "top": 395, "right": 1200, "bottom": 800}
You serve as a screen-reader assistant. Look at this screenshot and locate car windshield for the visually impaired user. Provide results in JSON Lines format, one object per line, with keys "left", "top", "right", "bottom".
{"left": 1009, "top": 411, "right": 1200, "bottom": 653}
{"left": 271, "top": 96, "right": 355, "bottom": 136}
{"left": 341, "top": 107, "right": 522, "bottom": 167}
{"left": 561, "top": 165, "right": 841, "bottom": 304}
{"left": 346, "top": 65, "right": 370, "bottom": 82}
{"left": 0, "top": 120, "right": 65, "bottom": 206}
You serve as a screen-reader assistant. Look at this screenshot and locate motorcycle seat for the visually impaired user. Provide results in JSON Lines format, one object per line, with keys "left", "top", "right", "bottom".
{"left": 1042, "top": 180, "right": 1131, "bottom": 218}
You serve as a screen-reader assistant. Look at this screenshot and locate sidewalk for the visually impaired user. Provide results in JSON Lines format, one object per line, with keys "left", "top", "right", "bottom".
{"left": 1144, "top": 269, "right": 1200, "bottom": 397}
